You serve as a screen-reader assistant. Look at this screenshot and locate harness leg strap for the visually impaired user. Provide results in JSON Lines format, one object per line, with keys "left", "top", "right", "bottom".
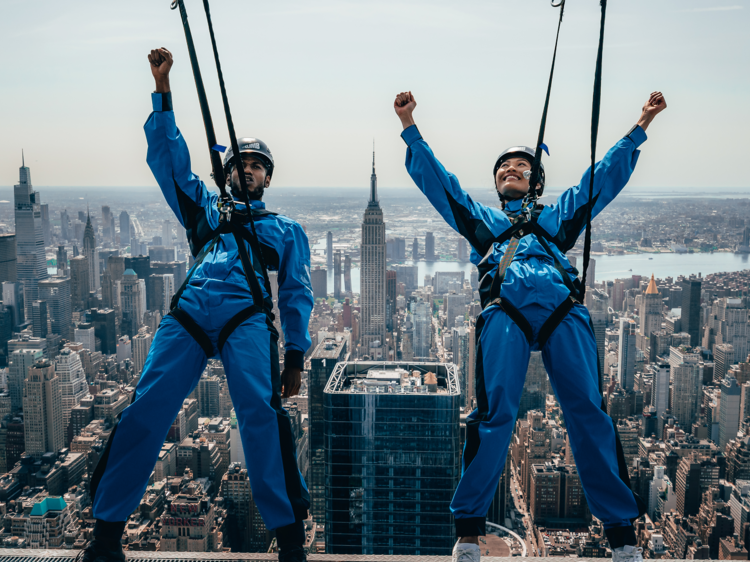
{"left": 486, "top": 298, "right": 534, "bottom": 345}
{"left": 537, "top": 296, "right": 576, "bottom": 349}
{"left": 169, "top": 308, "right": 214, "bottom": 358}
{"left": 217, "top": 305, "right": 261, "bottom": 353}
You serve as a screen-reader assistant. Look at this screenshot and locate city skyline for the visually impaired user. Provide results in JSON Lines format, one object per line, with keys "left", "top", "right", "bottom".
{"left": 1, "top": 2, "right": 749, "bottom": 190}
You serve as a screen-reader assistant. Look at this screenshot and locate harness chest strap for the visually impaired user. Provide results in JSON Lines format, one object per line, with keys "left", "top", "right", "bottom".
{"left": 168, "top": 210, "right": 276, "bottom": 357}
{"left": 484, "top": 211, "right": 581, "bottom": 348}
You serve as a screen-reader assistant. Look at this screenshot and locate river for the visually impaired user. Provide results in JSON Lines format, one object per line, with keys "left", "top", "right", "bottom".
{"left": 324, "top": 252, "right": 750, "bottom": 293}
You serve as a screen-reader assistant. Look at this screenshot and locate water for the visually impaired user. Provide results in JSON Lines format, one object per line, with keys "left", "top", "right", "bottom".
{"left": 325, "top": 253, "right": 750, "bottom": 293}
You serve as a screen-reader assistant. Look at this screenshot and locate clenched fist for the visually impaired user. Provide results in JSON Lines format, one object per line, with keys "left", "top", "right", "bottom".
{"left": 148, "top": 48, "right": 173, "bottom": 93}
{"left": 637, "top": 91, "right": 667, "bottom": 132}
{"left": 394, "top": 91, "right": 417, "bottom": 130}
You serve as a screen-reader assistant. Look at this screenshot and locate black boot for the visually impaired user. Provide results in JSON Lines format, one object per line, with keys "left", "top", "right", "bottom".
{"left": 278, "top": 546, "right": 306, "bottom": 562}
{"left": 76, "top": 539, "right": 126, "bottom": 562}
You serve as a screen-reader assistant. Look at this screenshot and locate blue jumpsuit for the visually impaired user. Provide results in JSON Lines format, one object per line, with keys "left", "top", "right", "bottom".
{"left": 91, "top": 92, "right": 314, "bottom": 532}
{"left": 401, "top": 123, "right": 646, "bottom": 543}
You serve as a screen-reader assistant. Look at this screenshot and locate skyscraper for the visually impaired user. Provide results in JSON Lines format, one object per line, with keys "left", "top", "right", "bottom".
{"left": 326, "top": 231, "right": 333, "bottom": 269}
{"left": 120, "top": 269, "right": 144, "bottom": 337}
{"left": 618, "top": 318, "right": 636, "bottom": 391}
{"left": 162, "top": 220, "right": 173, "bottom": 248}
{"left": 715, "top": 298, "right": 749, "bottom": 364}
{"left": 23, "top": 359, "right": 64, "bottom": 459}
{"left": 132, "top": 328, "right": 153, "bottom": 376}
{"left": 14, "top": 155, "right": 48, "bottom": 319}
{"left": 309, "top": 334, "right": 348, "bottom": 523}
{"left": 91, "top": 308, "right": 117, "bottom": 355}
{"left": 83, "top": 212, "right": 100, "bottom": 291}
{"left": 333, "top": 250, "right": 342, "bottom": 300}
{"left": 412, "top": 237, "right": 419, "bottom": 260}
{"left": 672, "top": 358, "right": 701, "bottom": 430}
{"left": 385, "top": 270, "right": 396, "bottom": 331}
{"left": 324, "top": 361, "right": 460, "bottom": 556}
{"left": 54, "top": 349, "right": 87, "bottom": 437}
{"left": 40, "top": 204, "right": 51, "bottom": 247}
{"left": 60, "top": 210, "right": 70, "bottom": 242}
{"left": 360, "top": 148, "right": 386, "bottom": 356}
{"left": 640, "top": 274, "right": 662, "bottom": 343}
{"left": 56, "top": 245, "right": 67, "bottom": 278}
{"left": 38, "top": 277, "right": 72, "bottom": 339}
{"left": 69, "top": 256, "right": 90, "bottom": 310}
{"left": 425, "top": 232, "right": 436, "bottom": 261}
{"left": 0, "top": 234, "right": 17, "bottom": 284}
{"left": 311, "top": 267, "right": 327, "bottom": 300}
{"left": 680, "top": 277, "right": 702, "bottom": 347}
{"left": 8, "top": 348, "right": 44, "bottom": 414}
{"left": 31, "top": 300, "right": 48, "bottom": 338}
{"left": 519, "top": 351, "right": 551, "bottom": 418}
{"left": 720, "top": 376, "right": 742, "bottom": 449}
{"left": 101, "top": 205, "right": 112, "bottom": 242}
{"left": 651, "top": 363, "right": 670, "bottom": 435}
{"left": 119, "top": 210, "right": 131, "bottom": 246}
{"left": 3, "top": 282, "right": 25, "bottom": 331}
{"left": 412, "top": 298, "right": 432, "bottom": 358}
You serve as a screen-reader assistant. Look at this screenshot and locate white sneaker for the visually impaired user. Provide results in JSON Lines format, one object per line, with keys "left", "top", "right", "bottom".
{"left": 452, "top": 541, "right": 481, "bottom": 562}
{"left": 612, "top": 545, "right": 643, "bottom": 562}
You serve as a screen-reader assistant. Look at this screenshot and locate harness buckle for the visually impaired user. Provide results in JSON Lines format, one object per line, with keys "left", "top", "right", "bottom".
{"left": 219, "top": 197, "right": 235, "bottom": 223}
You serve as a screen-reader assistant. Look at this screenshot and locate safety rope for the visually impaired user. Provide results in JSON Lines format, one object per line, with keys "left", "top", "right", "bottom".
{"left": 170, "top": 0, "right": 229, "bottom": 202}
{"left": 200, "top": 0, "right": 271, "bottom": 287}
{"left": 580, "top": 0, "right": 608, "bottom": 299}
{"left": 524, "top": 0, "right": 565, "bottom": 214}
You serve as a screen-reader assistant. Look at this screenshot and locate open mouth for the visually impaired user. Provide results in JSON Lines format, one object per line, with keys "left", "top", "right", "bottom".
{"left": 503, "top": 175, "right": 520, "bottom": 182}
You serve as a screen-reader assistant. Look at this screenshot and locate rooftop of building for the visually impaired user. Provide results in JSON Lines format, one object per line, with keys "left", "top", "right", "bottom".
{"left": 311, "top": 335, "right": 348, "bottom": 359}
{"left": 324, "top": 361, "right": 459, "bottom": 396}
{"left": 0, "top": 553, "right": 537, "bottom": 562}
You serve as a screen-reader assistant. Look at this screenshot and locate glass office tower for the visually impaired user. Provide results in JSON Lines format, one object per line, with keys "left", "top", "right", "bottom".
{"left": 325, "top": 361, "right": 460, "bottom": 556}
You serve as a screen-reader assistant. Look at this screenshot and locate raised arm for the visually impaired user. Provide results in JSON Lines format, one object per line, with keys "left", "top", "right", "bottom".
{"left": 394, "top": 92, "right": 507, "bottom": 254}
{"left": 537, "top": 92, "right": 667, "bottom": 252}
{"left": 145, "top": 48, "right": 220, "bottom": 235}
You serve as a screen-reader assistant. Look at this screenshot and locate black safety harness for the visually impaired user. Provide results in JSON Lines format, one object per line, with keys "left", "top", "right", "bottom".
{"left": 168, "top": 0, "right": 277, "bottom": 357}
{"left": 482, "top": 0, "right": 646, "bottom": 522}
{"left": 483, "top": 206, "right": 582, "bottom": 351}
{"left": 483, "top": 0, "right": 606, "bottom": 354}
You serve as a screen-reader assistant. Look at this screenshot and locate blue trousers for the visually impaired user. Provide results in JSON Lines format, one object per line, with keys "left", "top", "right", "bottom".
{"left": 451, "top": 272, "right": 639, "bottom": 537}
{"left": 90, "top": 282, "right": 309, "bottom": 530}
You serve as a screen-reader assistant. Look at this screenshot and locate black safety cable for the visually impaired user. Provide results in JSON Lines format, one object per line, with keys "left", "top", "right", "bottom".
{"left": 201, "top": 0, "right": 271, "bottom": 286}
{"left": 526, "top": 0, "right": 565, "bottom": 208}
{"left": 170, "top": 0, "right": 229, "bottom": 201}
{"left": 580, "top": 0, "right": 607, "bottom": 299}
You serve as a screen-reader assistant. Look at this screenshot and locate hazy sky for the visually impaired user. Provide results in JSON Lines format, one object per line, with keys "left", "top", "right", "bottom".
{"left": 1, "top": 0, "right": 748, "bottom": 191}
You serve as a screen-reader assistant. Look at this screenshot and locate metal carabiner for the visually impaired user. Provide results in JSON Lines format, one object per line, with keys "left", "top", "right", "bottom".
{"left": 170, "top": 0, "right": 180, "bottom": 10}
{"left": 219, "top": 197, "right": 235, "bottom": 223}
{"left": 551, "top": 0, "right": 564, "bottom": 7}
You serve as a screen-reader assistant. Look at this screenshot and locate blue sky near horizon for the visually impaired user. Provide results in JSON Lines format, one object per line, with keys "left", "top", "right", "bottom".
{"left": 1, "top": 0, "right": 748, "bottom": 190}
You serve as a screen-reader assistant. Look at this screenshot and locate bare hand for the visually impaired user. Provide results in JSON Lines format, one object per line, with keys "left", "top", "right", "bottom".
{"left": 637, "top": 91, "right": 666, "bottom": 132}
{"left": 281, "top": 367, "right": 302, "bottom": 398}
{"left": 394, "top": 91, "right": 417, "bottom": 130}
{"left": 148, "top": 48, "right": 173, "bottom": 93}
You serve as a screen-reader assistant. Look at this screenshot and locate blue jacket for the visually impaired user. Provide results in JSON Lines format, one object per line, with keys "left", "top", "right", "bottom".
{"left": 401, "top": 124, "right": 647, "bottom": 312}
{"left": 145, "top": 92, "right": 313, "bottom": 368}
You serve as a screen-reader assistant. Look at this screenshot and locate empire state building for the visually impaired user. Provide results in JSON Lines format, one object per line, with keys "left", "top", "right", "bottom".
{"left": 360, "top": 148, "right": 386, "bottom": 359}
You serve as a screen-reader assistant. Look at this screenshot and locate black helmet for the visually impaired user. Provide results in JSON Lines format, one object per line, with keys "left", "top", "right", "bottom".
{"left": 223, "top": 138, "right": 275, "bottom": 177}
{"left": 493, "top": 145, "right": 546, "bottom": 199}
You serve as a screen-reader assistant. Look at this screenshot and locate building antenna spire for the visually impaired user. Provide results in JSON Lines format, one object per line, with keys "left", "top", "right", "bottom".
{"left": 22, "top": 149, "right": 24, "bottom": 168}
{"left": 369, "top": 139, "right": 378, "bottom": 204}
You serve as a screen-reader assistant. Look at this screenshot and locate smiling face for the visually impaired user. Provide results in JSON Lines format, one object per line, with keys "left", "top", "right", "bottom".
{"left": 495, "top": 157, "right": 532, "bottom": 201}
{"left": 227, "top": 154, "right": 271, "bottom": 200}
